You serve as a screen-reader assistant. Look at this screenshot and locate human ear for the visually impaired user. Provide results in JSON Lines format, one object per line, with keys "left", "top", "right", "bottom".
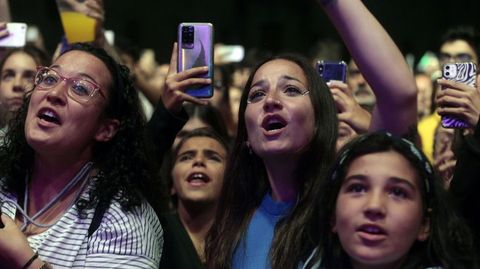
{"left": 417, "top": 215, "right": 430, "bottom": 242}
{"left": 95, "top": 118, "right": 120, "bottom": 142}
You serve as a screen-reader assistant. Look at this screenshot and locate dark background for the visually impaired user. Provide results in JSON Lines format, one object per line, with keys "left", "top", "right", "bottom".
{"left": 8, "top": 0, "right": 480, "bottom": 64}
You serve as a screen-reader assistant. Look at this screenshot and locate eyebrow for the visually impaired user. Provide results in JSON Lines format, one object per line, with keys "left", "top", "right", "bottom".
{"left": 343, "top": 174, "right": 417, "bottom": 191}
{"left": 203, "top": 149, "right": 225, "bottom": 159}
{"left": 250, "top": 75, "right": 303, "bottom": 88}
{"left": 50, "top": 64, "right": 98, "bottom": 83}
{"left": 176, "top": 148, "right": 225, "bottom": 158}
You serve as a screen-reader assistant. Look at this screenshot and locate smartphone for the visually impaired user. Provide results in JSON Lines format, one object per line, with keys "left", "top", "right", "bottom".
{"left": 441, "top": 62, "right": 477, "bottom": 128}
{"left": 177, "top": 22, "right": 214, "bottom": 98}
{"left": 0, "top": 22, "right": 27, "bottom": 48}
{"left": 316, "top": 60, "right": 347, "bottom": 83}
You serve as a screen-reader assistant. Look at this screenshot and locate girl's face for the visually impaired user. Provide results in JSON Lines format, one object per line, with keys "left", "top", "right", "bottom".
{"left": 244, "top": 59, "right": 315, "bottom": 159}
{"left": 0, "top": 52, "right": 37, "bottom": 113}
{"left": 171, "top": 136, "right": 227, "bottom": 205}
{"left": 333, "top": 150, "right": 429, "bottom": 269}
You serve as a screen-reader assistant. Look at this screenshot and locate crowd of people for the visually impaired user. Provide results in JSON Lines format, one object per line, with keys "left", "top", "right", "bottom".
{"left": 0, "top": 0, "right": 479, "bottom": 268}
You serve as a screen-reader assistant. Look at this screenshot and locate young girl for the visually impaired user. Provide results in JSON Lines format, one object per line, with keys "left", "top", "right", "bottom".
{"left": 306, "top": 132, "right": 477, "bottom": 269}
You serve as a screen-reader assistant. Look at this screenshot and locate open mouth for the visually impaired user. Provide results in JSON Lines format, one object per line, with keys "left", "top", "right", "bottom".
{"left": 37, "top": 108, "right": 61, "bottom": 125}
{"left": 357, "top": 224, "right": 387, "bottom": 240}
{"left": 359, "top": 225, "right": 385, "bottom": 234}
{"left": 187, "top": 172, "right": 211, "bottom": 185}
{"left": 262, "top": 115, "right": 287, "bottom": 132}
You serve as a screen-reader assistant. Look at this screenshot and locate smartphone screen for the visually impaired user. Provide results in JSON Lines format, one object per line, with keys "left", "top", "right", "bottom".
{"left": 177, "top": 23, "right": 214, "bottom": 98}
{"left": 316, "top": 60, "right": 347, "bottom": 83}
{"left": 0, "top": 22, "right": 27, "bottom": 48}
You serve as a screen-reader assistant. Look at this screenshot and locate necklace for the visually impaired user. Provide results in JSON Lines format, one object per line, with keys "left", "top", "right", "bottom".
{"left": 16, "top": 162, "right": 93, "bottom": 231}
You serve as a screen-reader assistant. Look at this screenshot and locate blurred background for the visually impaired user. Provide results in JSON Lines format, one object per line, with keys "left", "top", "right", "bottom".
{"left": 7, "top": 0, "right": 480, "bottom": 64}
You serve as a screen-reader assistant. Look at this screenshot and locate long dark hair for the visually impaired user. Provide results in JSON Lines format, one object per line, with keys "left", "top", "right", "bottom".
{"left": 0, "top": 43, "right": 160, "bottom": 214}
{"left": 315, "top": 132, "right": 477, "bottom": 269}
{"left": 205, "top": 54, "right": 338, "bottom": 269}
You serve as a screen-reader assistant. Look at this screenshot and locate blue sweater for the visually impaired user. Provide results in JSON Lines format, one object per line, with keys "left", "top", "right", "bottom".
{"left": 232, "top": 193, "right": 295, "bottom": 269}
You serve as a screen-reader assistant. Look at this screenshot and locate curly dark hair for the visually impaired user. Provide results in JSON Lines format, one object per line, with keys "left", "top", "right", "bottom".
{"left": 0, "top": 43, "right": 160, "bottom": 214}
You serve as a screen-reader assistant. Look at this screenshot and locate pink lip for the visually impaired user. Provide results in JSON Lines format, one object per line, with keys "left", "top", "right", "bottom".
{"left": 356, "top": 223, "right": 388, "bottom": 244}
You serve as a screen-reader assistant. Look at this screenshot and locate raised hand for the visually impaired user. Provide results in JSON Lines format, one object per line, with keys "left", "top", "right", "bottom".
{"left": 328, "top": 80, "right": 371, "bottom": 134}
{"left": 436, "top": 78, "right": 480, "bottom": 128}
{"left": 162, "top": 42, "right": 210, "bottom": 114}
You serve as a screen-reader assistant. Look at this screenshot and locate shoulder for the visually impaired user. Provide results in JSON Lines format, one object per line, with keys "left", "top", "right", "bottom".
{"left": 87, "top": 199, "right": 163, "bottom": 267}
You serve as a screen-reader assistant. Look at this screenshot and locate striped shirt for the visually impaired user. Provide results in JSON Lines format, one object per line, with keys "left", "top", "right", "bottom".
{"left": 0, "top": 182, "right": 163, "bottom": 268}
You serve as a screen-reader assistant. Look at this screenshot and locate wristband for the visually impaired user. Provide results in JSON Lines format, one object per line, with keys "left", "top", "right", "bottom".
{"left": 22, "top": 251, "right": 38, "bottom": 269}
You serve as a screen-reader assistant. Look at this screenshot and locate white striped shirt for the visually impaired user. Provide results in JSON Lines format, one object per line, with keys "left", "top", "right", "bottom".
{"left": 0, "top": 182, "right": 163, "bottom": 268}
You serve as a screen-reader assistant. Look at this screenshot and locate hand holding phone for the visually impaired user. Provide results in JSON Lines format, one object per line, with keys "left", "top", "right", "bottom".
{"left": 0, "top": 22, "right": 27, "bottom": 48}
{"left": 316, "top": 60, "right": 347, "bottom": 83}
{"left": 440, "top": 62, "right": 477, "bottom": 128}
{"left": 161, "top": 43, "right": 209, "bottom": 114}
{"left": 177, "top": 22, "right": 214, "bottom": 98}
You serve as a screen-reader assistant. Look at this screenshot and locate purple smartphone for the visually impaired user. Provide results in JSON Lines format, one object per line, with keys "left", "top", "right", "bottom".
{"left": 177, "top": 22, "right": 214, "bottom": 98}
{"left": 316, "top": 60, "right": 347, "bottom": 83}
{"left": 441, "top": 62, "right": 477, "bottom": 128}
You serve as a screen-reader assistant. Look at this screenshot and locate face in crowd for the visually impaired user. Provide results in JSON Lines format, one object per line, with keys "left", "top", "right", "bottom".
{"left": 0, "top": 52, "right": 37, "bottom": 117}
{"left": 333, "top": 149, "right": 429, "bottom": 268}
{"left": 171, "top": 135, "right": 227, "bottom": 205}
{"left": 244, "top": 59, "right": 315, "bottom": 159}
{"left": 25, "top": 49, "right": 118, "bottom": 159}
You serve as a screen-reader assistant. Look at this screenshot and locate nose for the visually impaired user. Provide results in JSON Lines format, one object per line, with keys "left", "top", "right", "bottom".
{"left": 45, "top": 81, "right": 68, "bottom": 106}
{"left": 12, "top": 75, "right": 25, "bottom": 93}
{"left": 363, "top": 190, "right": 386, "bottom": 220}
{"left": 357, "top": 74, "right": 367, "bottom": 86}
{"left": 263, "top": 89, "right": 283, "bottom": 111}
{"left": 193, "top": 153, "right": 206, "bottom": 167}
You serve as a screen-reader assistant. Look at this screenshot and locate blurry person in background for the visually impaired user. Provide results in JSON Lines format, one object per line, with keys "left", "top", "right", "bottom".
{"left": 415, "top": 72, "right": 434, "bottom": 120}
{"left": 346, "top": 59, "right": 376, "bottom": 112}
{"left": 0, "top": 45, "right": 50, "bottom": 132}
{"left": 209, "top": 65, "right": 236, "bottom": 138}
{"left": 418, "top": 25, "right": 479, "bottom": 162}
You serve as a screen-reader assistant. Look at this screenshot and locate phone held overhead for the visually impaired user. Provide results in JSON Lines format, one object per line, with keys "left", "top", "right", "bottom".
{"left": 177, "top": 22, "right": 214, "bottom": 98}
{"left": 441, "top": 62, "right": 477, "bottom": 128}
